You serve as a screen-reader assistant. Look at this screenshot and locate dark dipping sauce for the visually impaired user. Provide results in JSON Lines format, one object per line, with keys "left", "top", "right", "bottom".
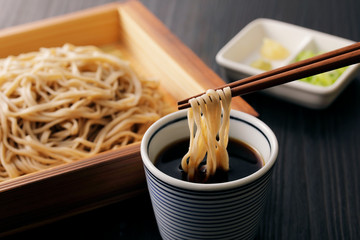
{"left": 155, "top": 138, "right": 264, "bottom": 183}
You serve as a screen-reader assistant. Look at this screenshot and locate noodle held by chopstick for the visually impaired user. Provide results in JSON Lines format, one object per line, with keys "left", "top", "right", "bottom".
{"left": 181, "top": 87, "right": 231, "bottom": 182}
{"left": 0, "top": 44, "right": 170, "bottom": 181}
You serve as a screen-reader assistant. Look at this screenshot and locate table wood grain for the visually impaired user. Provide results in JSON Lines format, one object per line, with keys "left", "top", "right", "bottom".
{"left": 1, "top": 0, "right": 360, "bottom": 239}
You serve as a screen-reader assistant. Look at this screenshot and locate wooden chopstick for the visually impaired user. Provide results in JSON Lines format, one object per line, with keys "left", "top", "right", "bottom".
{"left": 178, "top": 42, "right": 360, "bottom": 110}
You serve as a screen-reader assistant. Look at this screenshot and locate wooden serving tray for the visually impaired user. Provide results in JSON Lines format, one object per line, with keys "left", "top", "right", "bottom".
{"left": 0, "top": 1, "right": 256, "bottom": 235}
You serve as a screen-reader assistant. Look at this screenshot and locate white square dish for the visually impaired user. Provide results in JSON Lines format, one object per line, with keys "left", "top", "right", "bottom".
{"left": 216, "top": 18, "right": 360, "bottom": 109}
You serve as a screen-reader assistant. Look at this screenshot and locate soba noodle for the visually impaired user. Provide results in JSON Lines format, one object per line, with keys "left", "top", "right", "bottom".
{"left": 0, "top": 44, "right": 170, "bottom": 181}
{"left": 181, "top": 87, "right": 231, "bottom": 182}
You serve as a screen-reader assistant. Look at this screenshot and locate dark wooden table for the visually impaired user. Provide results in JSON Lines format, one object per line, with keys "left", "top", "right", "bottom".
{"left": 1, "top": 0, "right": 360, "bottom": 239}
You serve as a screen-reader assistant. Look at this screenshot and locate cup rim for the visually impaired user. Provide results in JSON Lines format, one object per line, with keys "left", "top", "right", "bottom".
{"left": 140, "top": 109, "right": 278, "bottom": 191}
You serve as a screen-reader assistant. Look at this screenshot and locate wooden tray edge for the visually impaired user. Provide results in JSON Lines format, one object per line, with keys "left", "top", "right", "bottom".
{"left": 0, "top": 0, "right": 258, "bottom": 235}
{"left": 120, "top": 1, "right": 258, "bottom": 116}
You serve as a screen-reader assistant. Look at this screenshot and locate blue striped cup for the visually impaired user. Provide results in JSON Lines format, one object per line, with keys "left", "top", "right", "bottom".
{"left": 141, "top": 109, "right": 278, "bottom": 240}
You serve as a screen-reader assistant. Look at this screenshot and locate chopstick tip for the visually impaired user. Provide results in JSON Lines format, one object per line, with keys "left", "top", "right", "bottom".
{"left": 177, "top": 102, "right": 190, "bottom": 110}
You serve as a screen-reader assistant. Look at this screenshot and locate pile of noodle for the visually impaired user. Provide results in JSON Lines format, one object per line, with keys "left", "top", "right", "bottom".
{"left": 0, "top": 44, "right": 170, "bottom": 181}
{"left": 181, "top": 87, "right": 231, "bottom": 182}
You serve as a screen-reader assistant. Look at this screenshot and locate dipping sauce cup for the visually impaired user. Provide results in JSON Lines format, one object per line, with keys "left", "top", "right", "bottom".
{"left": 141, "top": 109, "right": 278, "bottom": 239}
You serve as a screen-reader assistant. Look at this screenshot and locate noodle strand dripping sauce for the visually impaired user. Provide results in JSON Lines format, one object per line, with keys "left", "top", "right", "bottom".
{"left": 181, "top": 87, "right": 232, "bottom": 182}
{"left": 154, "top": 87, "right": 263, "bottom": 183}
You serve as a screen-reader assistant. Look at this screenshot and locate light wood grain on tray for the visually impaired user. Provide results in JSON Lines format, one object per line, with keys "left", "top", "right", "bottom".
{"left": 0, "top": 1, "right": 256, "bottom": 236}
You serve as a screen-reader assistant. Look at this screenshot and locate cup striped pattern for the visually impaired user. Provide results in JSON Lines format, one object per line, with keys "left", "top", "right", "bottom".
{"left": 144, "top": 164, "right": 273, "bottom": 240}
{"left": 141, "top": 110, "right": 278, "bottom": 240}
